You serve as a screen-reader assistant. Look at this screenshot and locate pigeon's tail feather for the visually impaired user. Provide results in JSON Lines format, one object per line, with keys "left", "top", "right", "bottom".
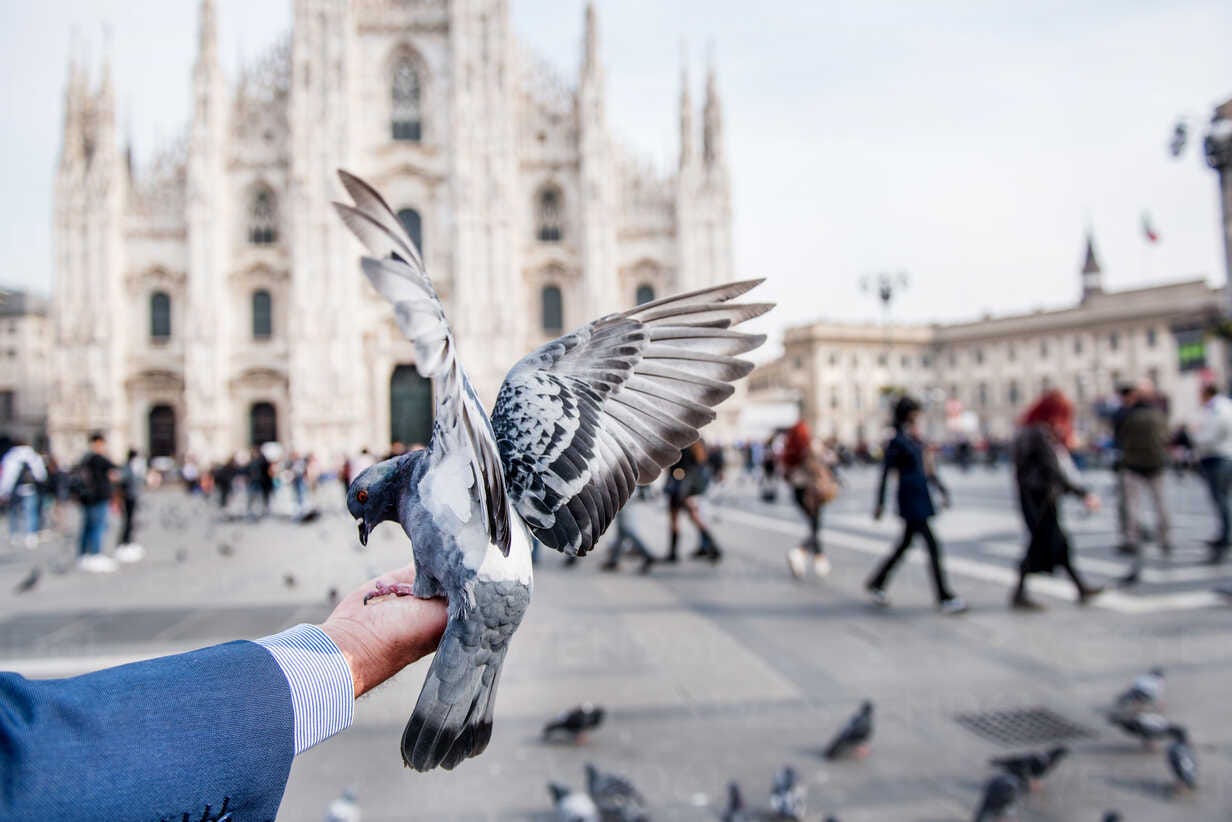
{"left": 401, "top": 624, "right": 508, "bottom": 772}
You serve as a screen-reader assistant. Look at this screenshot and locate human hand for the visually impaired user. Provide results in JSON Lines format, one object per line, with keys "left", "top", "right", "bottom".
{"left": 320, "top": 564, "right": 448, "bottom": 699}
{"left": 1082, "top": 492, "right": 1101, "bottom": 513}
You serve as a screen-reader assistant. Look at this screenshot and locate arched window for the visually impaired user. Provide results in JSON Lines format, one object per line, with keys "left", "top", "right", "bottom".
{"left": 390, "top": 364, "right": 433, "bottom": 447}
{"left": 635, "top": 283, "right": 656, "bottom": 305}
{"left": 249, "top": 401, "right": 278, "bottom": 447}
{"left": 150, "top": 291, "right": 171, "bottom": 340}
{"left": 541, "top": 285, "right": 563, "bottom": 334}
{"left": 391, "top": 57, "right": 422, "bottom": 141}
{"left": 396, "top": 208, "right": 423, "bottom": 256}
{"left": 252, "top": 289, "right": 272, "bottom": 339}
{"left": 249, "top": 187, "right": 277, "bottom": 245}
{"left": 536, "top": 187, "right": 562, "bottom": 242}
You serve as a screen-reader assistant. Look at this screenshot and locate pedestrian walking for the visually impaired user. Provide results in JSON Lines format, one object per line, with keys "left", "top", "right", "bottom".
{"left": 1193, "top": 383, "right": 1232, "bottom": 563}
{"left": 213, "top": 457, "right": 237, "bottom": 511}
{"left": 781, "top": 419, "right": 836, "bottom": 579}
{"left": 115, "top": 449, "right": 146, "bottom": 564}
{"left": 1110, "top": 383, "right": 1135, "bottom": 553}
{"left": 664, "top": 440, "right": 720, "bottom": 563}
{"left": 72, "top": 432, "right": 119, "bottom": 573}
{"left": 867, "top": 396, "right": 967, "bottom": 614}
{"left": 246, "top": 447, "right": 274, "bottom": 518}
{"left": 599, "top": 496, "right": 655, "bottom": 574}
{"left": 1117, "top": 380, "right": 1172, "bottom": 556}
{"left": 1011, "top": 391, "right": 1103, "bottom": 610}
{"left": 288, "top": 450, "right": 309, "bottom": 516}
{"left": 0, "top": 441, "right": 47, "bottom": 548}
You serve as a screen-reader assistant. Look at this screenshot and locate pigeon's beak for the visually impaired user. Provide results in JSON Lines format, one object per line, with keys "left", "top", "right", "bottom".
{"left": 357, "top": 519, "right": 369, "bottom": 547}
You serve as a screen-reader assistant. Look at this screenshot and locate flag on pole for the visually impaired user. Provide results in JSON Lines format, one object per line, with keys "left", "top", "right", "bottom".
{"left": 1141, "top": 211, "right": 1160, "bottom": 243}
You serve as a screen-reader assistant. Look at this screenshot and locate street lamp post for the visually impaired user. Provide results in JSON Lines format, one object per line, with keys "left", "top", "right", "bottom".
{"left": 1204, "top": 100, "right": 1232, "bottom": 320}
{"left": 861, "top": 271, "right": 910, "bottom": 434}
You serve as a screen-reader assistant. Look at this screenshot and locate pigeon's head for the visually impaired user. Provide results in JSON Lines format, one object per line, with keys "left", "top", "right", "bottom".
{"left": 1167, "top": 725, "right": 1189, "bottom": 744}
{"left": 347, "top": 451, "right": 422, "bottom": 545}
{"left": 548, "top": 783, "right": 571, "bottom": 803}
{"left": 860, "top": 699, "right": 874, "bottom": 715}
{"left": 1047, "top": 745, "right": 1069, "bottom": 764}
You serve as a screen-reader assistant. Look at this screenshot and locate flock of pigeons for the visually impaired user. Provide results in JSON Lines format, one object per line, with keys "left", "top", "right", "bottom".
{"left": 540, "top": 667, "right": 1196, "bottom": 822}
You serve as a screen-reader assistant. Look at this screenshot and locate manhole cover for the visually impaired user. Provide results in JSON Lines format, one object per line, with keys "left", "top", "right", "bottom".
{"left": 955, "top": 706, "right": 1095, "bottom": 747}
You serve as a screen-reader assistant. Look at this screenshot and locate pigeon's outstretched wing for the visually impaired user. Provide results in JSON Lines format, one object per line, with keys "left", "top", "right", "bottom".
{"left": 333, "top": 170, "right": 510, "bottom": 554}
{"left": 491, "top": 279, "right": 770, "bottom": 556}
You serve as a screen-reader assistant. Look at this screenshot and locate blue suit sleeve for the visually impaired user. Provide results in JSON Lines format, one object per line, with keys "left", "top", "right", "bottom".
{"left": 0, "top": 640, "right": 294, "bottom": 822}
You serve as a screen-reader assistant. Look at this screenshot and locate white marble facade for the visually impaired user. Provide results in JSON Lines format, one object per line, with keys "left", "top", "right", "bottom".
{"left": 48, "top": 0, "right": 733, "bottom": 463}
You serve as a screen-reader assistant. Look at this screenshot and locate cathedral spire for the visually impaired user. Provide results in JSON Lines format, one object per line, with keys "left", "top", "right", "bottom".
{"left": 196, "top": 0, "right": 219, "bottom": 73}
{"left": 678, "top": 47, "right": 695, "bottom": 170}
{"left": 582, "top": 2, "right": 600, "bottom": 78}
{"left": 1080, "top": 230, "right": 1103, "bottom": 300}
{"left": 702, "top": 48, "right": 724, "bottom": 168}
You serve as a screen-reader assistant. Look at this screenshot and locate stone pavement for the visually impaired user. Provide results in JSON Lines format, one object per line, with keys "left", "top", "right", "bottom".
{"left": 1, "top": 467, "right": 1230, "bottom": 820}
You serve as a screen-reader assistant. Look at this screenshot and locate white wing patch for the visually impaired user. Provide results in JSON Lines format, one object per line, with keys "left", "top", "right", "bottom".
{"left": 419, "top": 449, "right": 475, "bottom": 527}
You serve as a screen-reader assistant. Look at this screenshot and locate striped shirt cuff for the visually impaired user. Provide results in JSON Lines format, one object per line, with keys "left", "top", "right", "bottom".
{"left": 257, "top": 624, "right": 355, "bottom": 755}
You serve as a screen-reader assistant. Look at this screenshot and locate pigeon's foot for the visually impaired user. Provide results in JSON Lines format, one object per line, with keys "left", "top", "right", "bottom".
{"left": 363, "top": 580, "right": 417, "bottom": 605}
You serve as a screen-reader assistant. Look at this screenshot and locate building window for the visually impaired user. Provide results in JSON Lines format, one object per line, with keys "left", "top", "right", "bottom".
{"left": 829, "top": 389, "right": 838, "bottom": 410}
{"left": 877, "top": 353, "right": 887, "bottom": 367}
{"left": 793, "top": 357, "right": 803, "bottom": 370}
{"left": 150, "top": 291, "right": 171, "bottom": 340}
{"left": 635, "top": 284, "right": 655, "bottom": 305}
{"left": 921, "top": 353, "right": 931, "bottom": 367}
{"left": 828, "top": 352, "right": 838, "bottom": 367}
{"left": 148, "top": 404, "right": 176, "bottom": 458}
{"left": 0, "top": 390, "right": 13, "bottom": 422}
{"left": 1146, "top": 327, "right": 1158, "bottom": 348}
{"left": 1007, "top": 343, "right": 1016, "bottom": 362}
{"left": 1008, "top": 380, "right": 1020, "bottom": 406}
{"left": 248, "top": 188, "right": 277, "bottom": 245}
{"left": 252, "top": 289, "right": 272, "bottom": 339}
{"left": 396, "top": 208, "right": 423, "bottom": 256}
{"left": 948, "top": 352, "right": 956, "bottom": 367}
{"left": 1073, "top": 336, "right": 1083, "bottom": 355}
{"left": 977, "top": 382, "right": 988, "bottom": 407}
{"left": 1108, "top": 332, "right": 1119, "bottom": 351}
{"left": 974, "top": 348, "right": 984, "bottom": 365}
{"left": 1148, "top": 367, "right": 1160, "bottom": 386}
{"left": 901, "top": 354, "right": 910, "bottom": 368}
{"left": 1039, "top": 339, "right": 1049, "bottom": 358}
{"left": 541, "top": 285, "right": 563, "bottom": 334}
{"left": 391, "top": 57, "right": 422, "bottom": 141}
{"left": 536, "top": 187, "right": 563, "bottom": 242}
{"left": 249, "top": 401, "right": 278, "bottom": 447}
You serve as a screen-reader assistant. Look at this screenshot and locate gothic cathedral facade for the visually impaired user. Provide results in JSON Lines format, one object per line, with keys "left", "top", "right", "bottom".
{"left": 49, "top": 0, "right": 733, "bottom": 463}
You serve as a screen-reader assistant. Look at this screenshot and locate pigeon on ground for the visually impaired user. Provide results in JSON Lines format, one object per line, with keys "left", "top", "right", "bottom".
{"left": 335, "top": 170, "right": 769, "bottom": 771}
{"left": 1165, "top": 726, "right": 1197, "bottom": 792}
{"left": 217, "top": 542, "right": 234, "bottom": 557}
{"left": 327, "top": 587, "right": 339, "bottom": 605}
{"left": 324, "top": 787, "right": 361, "bottom": 822}
{"left": 550, "top": 782, "right": 600, "bottom": 822}
{"left": 769, "top": 765, "right": 805, "bottom": 821}
{"left": 823, "top": 701, "right": 874, "bottom": 760}
{"left": 283, "top": 573, "right": 297, "bottom": 589}
{"left": 1115, "top": 667, "right": 1165, "bottom": 713}
{"left": 585, "top": 763, "right": 649, "bottom": 822}
{"left": 13, "top": 566, "right": 40, "bottom": 594}
{"left": 972, "top": 773, "right": 1021, "bottom": 822}
{"left": 1101, "top": 813, "right": 1121, "bottom": 822}
{"left": 721, "top": 781, "right": 748, "bottom": 822}
{"left": 543, "top": 704, "right": 605, "bottom": 743}
{"left": 990, "top": 746, "right": 1068, "bottom": 790}
{"left": 1107, "top": 710, "right": 1172, "bottom": 748}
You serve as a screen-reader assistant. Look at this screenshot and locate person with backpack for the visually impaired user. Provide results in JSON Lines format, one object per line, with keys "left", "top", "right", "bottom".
{"left": 664, "top": 439, "right": 721, "bottom": 563}
{"left": 74, "top": 432, "right": 119, "bottom": 573}
{"left": 867, "top": 396, "right": 967, "bottom": 614}
{"left": 781, "top": 418, "right": 837, "bottom": 579}
{"left": 0, "top": 441, "right": 47, "bottom": 548}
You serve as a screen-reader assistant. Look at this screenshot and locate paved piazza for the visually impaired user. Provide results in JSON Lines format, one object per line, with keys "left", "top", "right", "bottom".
{"left": 1, "top": 465, "right": 1229, "bottom": 820}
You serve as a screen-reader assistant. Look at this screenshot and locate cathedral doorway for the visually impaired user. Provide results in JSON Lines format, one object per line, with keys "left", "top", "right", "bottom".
{"left": 148, "top": 405, "right": 176, "bottom": 458}
{"left": 390, "top": 365, "right": 432, "bottom": 448}
{"left": 249, "top": 402, "right": 278, "bottom": 447}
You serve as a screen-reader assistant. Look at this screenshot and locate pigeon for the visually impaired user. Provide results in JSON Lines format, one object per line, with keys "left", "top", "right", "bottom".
{"left": 322, "top": 788, "right": 359, "bottom": 818}
{"left": 217, "top": 542, "right": 234, "bottom": 557}
{"left": 283, "top": 572, "right": 297, "bottom": 589}
{"left": 585, "top": 763, "right": 649, "bottom": 822}
{"left": 990, "top": 746, "right": 1068, "bottom": 790}
{"left": 543, "top": 704, "right": 605, "bottom": 743}
{"left": 1166, "top": 726, "right": 1197, "bottom": 792}
{"left": 327, "top": 587, "right": 340, "bottom": 605}
{"left": 823, "top": 701, "right": 874, "bottom": 760}
{"left": 324, "top": 787, "right": 361, "bottom": 822}
{"left": 721, "top": 781, "right": 748, "bottom": 822}
{"left": 1115, "top": 667, "right": 1164, "bottom": 713}
{"left": 13, "top": 566, "right": 40, "bottom": 594}
{"left": 769, "top": 765, "right": 805, "bottom": 821}
{"left": 972, "top": 773, "right": 1020, "bottom": 822}
{"left": 1102, "top": 813, "right": 1121, "bottom": 822}
{"left": 549, "top": 782, "right": 600, "bottom": 822}
{"left": 1108, "top": 710, "right": 1172, "bottom": 748}
{"left": 334, "top": 170, "right": 769, "bottom": 771}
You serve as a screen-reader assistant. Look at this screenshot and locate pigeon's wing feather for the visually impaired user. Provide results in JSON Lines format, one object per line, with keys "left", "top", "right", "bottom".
{"left": 334, "top": 171, "right": 510, "bottom": 553}
{"left": 491, "top": 279, "right": 770, "bottom": 557}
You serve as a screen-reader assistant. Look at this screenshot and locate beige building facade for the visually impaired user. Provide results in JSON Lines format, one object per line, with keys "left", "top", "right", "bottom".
{"left": 756, "top": 241, "right": 1226, "bottom": 445}
{"left": 0, "top": 290, "right": 51, "bottom": 448}
{"left": 47, "top": 0, "right": 734, "bottom": 464}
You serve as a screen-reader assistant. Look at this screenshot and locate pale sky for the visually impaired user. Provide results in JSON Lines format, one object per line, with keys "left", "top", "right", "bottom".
{"left": 1, "top": 1, "right": 1229, "bottom": 342}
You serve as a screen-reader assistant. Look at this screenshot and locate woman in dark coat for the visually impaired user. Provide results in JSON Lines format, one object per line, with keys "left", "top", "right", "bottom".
{"left": 868, "top": 396, "right": 966, "bottom": 613}
{"left": 1012, "top": 390, "right": 1103, "bottom": 609}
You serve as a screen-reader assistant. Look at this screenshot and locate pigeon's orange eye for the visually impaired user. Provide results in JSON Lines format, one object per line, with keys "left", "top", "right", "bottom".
{"left": 357, "top": 490, "right": 369, "bottom": 504}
